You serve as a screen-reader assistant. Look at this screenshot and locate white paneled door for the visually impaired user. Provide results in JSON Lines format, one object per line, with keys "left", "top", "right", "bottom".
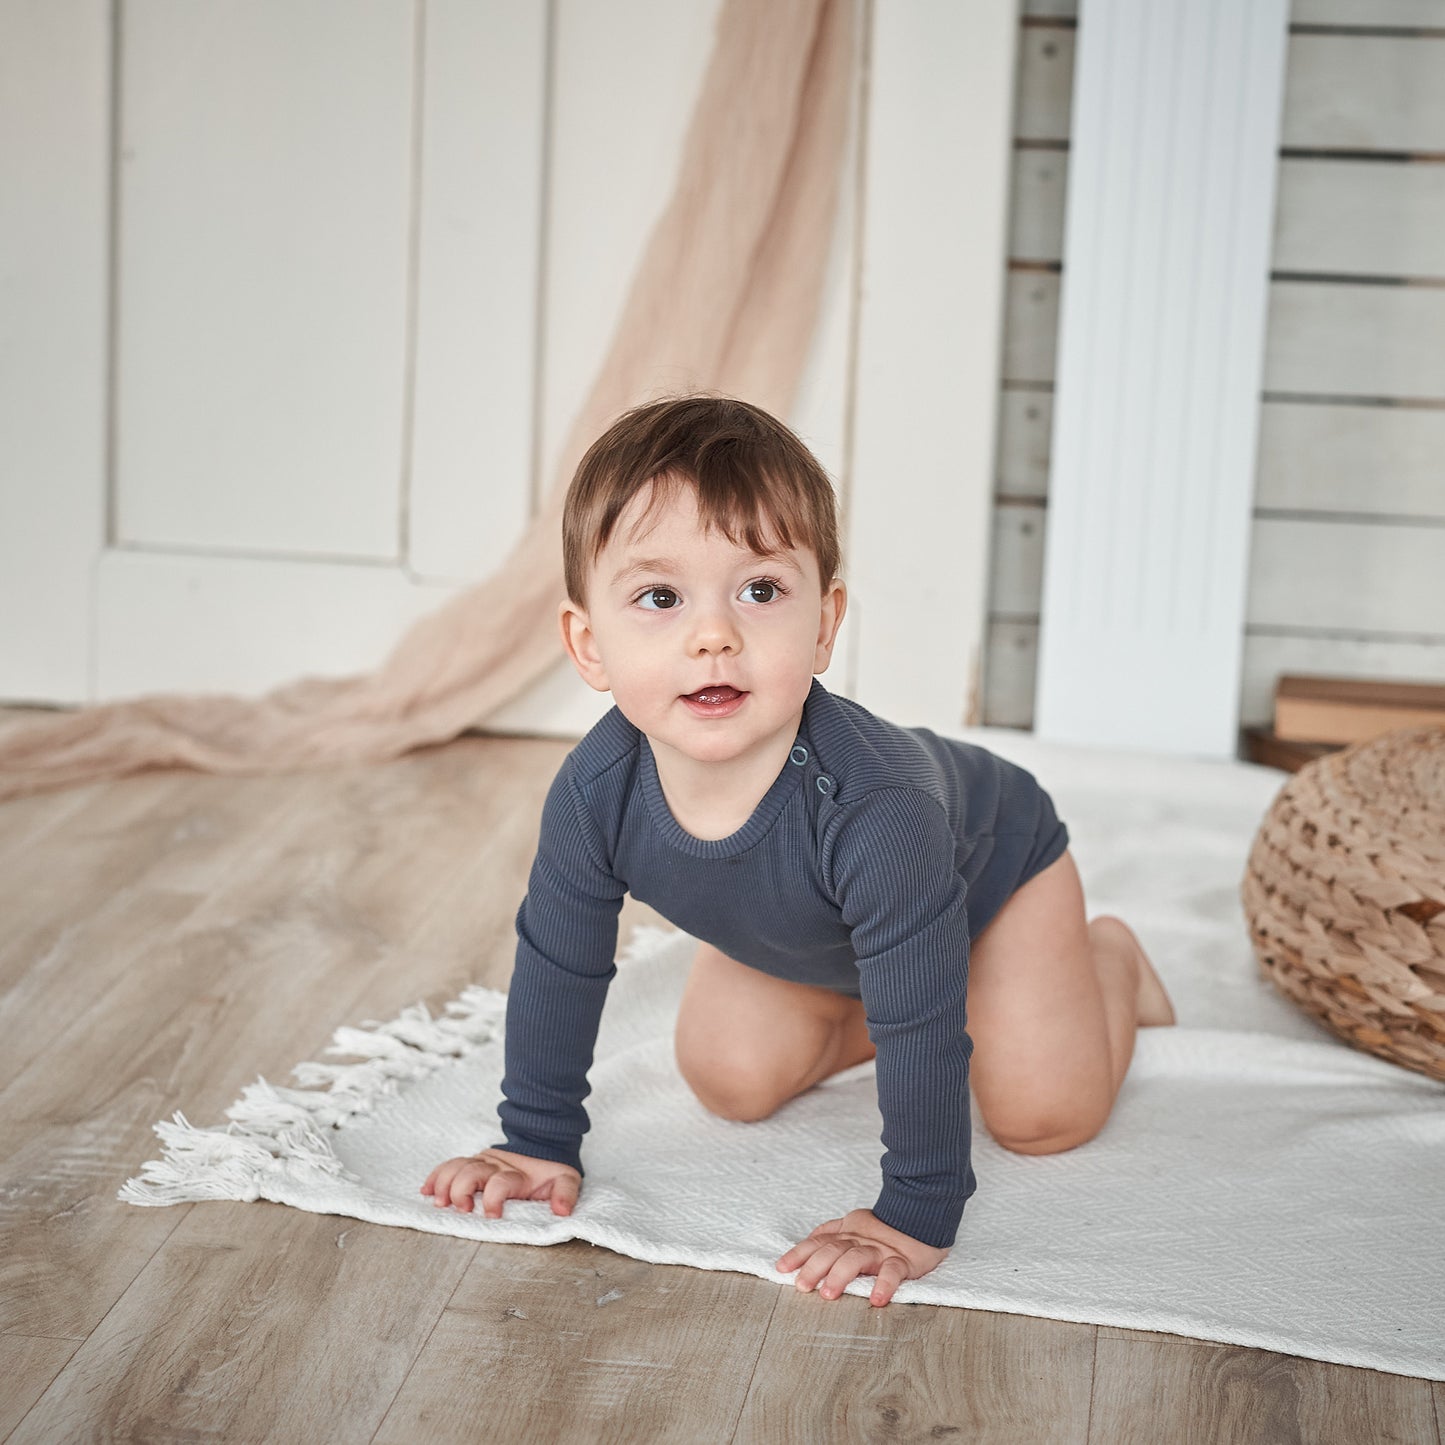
{"left": 105, "top": 0, "right": 553, "bottom": 703}
{"left": 2, "top": 0, "right": 553, "bottom": 709}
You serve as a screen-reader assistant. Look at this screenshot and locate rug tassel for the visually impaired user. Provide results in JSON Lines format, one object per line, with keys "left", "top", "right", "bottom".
{"left": 119, "top": 983, "right": 511, "bottom": 1207}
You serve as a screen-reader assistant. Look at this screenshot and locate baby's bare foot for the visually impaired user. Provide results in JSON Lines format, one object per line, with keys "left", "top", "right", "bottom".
{"left": 1092, "top": 916, "right": 1176, "bottom": 1027}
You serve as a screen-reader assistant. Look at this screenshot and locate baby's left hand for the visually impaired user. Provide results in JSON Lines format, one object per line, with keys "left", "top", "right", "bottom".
{"left": 776, "top": 1208, "right": 949, "bottom": 1307}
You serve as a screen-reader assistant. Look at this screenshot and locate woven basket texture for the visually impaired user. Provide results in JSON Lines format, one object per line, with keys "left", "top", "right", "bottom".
{"left": 1241, "top": 723, "right": 1445, "bottom": 1082}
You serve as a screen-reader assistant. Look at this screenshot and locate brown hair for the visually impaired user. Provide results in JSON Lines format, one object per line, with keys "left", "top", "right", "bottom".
{"left": 562, "top": 393, "right": 843, "bottom": 607}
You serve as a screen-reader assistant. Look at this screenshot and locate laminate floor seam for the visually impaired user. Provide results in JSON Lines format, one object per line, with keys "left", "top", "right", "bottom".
{"left": 725, "top": 1282, "right": 784, "bottom": 1443}
{"left": 365, "top": 1240, "right": 482, "bottom": 1445}
{"left": 1083, "top": 1323, "right": 1099, "bottom": 1443}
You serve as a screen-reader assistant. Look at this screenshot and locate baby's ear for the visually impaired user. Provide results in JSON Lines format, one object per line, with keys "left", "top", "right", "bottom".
{"left": 814, "top": 579, "right": 848, "bottom": 670}
{"left": 559, "top": 599, "right": 610, "bottom": 692}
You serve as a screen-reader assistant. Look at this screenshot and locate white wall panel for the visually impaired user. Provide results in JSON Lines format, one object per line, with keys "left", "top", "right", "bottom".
{"left": 114, "top": 0, "right": 415, "bottom": 560}
{"left": 1255, "top": 402, "right": 1445, "bottom": 518}
{"left": 1034, "top": 0, "right": 1289, "bottom": 758}
{"left": 94, "top": 551, "right": 455, "bottom": 699}
{"left": 1291, "top": 0, "right": 1445, "bottom": 20}
{"left": 1028, "top": 0, "right": 1445, "bottom": 23}
{"left": 1264, "top": 283, "right": 1445, "bottom": 400}
{"left": 0, "top": 0, "right": 109, "bottom": 703}
{"left": 1011, "top": 154, "right": 1445, "bottom": 280}
{"left": 1013, "top": 22, "right": 1074, "bottom": 142}
{"left": 849, "top": 0, "right": 1020, "bottom": 731}
{"left": 1281, "top": 34, "right": 1445, "bottom": 152}
{"left": 538, "top": 0, "right": 722, "bottom": 498}
{"left": 1273, "top": 159, "right": 1445, "bottom": 280}
{"left": 989, "top": 505, "right": 1046, "bottom": 618}
{"left": 1008, "top": 151, "right": 1068, "bottom": 265}
{"left": 780, "top": 0, "right": 855, "bottom": 531}
{"left": 996, "top": 390, "right": 1054, "bottom": 500}
{"left": 1246, "top": 518, "right": 1445, "bottom": 635}
{"left": 406, "top": 0, "right": 547, "bottom": 583}
{"left": 1001, "top": 271, "right": 1060, "bottom": 385}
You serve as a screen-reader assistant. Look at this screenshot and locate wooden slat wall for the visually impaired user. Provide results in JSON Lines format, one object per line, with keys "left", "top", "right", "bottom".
{"left": 985, "top": 2, "right": 1445, "bottom": 733}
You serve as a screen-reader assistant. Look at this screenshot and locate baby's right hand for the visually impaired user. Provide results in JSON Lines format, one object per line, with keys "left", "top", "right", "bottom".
{"left": 420, "top": 1148, "right": 581, "bottom": 1219}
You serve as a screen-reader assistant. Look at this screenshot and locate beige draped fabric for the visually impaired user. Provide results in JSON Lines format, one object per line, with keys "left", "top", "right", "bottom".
{"left": 0, "top": 0, "right": 855, "bottom": 803}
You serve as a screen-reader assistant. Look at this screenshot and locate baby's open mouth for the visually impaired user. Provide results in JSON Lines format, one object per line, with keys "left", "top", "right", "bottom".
{"left": 684, "top": 685, "right": 744, "bottom": 705}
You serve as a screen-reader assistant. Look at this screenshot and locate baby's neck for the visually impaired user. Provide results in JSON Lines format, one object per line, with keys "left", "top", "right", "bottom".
{"left": 650, "top": 729, "right": 799, "bottom": 842}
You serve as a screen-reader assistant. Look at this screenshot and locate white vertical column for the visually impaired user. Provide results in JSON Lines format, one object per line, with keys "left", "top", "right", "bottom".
{"left": 1033, "top": 0, "right": 1288, "bottom": 758}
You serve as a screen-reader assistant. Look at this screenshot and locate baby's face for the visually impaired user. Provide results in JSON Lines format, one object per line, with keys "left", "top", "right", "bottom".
{"left": 560, "top": 479, "right": 846, "bottom": 772}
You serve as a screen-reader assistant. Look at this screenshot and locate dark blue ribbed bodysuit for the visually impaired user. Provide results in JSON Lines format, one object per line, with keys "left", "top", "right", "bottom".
{"left": 492, "top": 677, "right": 1070, "bottom": 1248}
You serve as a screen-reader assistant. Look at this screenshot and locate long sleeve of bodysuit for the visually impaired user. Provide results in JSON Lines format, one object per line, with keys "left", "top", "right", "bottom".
{"left": 828, "top": 787, "right": 978, "bottom": 1249}
{"left": 491, "top": 759, "right": 625, "bottom": 1174}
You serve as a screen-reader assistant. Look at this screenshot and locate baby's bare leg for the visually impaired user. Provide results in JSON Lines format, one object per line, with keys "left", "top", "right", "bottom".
{"left": 965, "top": 849, "right": 1174, "bottom": 1156}
{"left": 675, "top": 942, "right": 875, "bottom": 1122}
{"left": 1099, "top": 915, "right": 1177, "bottom": 1029}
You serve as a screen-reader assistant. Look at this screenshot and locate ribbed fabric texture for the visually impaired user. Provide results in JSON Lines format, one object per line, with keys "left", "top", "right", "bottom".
{"left": 494, "top": 678, "right": 1069, "bottom": 1249}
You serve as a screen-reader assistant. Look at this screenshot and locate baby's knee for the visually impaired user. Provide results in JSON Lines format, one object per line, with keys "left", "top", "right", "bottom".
{"left": 992, "top": 1111, "right": 1106, "bottom": 1155}
{"left": 679, "top": 1064, "right": 782, "bottom": 1123}
{"left": 675, "top": 1002, "right": 836, "bottom": 1124}
{"left": 675, "top": 1028, "right": 814, "bottom": 1122}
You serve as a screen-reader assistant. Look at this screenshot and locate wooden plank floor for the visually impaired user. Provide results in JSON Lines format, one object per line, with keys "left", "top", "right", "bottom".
{"left": 2, "top": 723, "right": 1441, "bottom": 1443}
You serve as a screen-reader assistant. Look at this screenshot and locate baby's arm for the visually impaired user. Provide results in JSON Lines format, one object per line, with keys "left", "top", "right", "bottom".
{"left": 837, "top": 788, "right": 976, "bottom": 1249}
{"left": 776, "top": 787, "right": 974, "bottom": 1301}
{"left": 422, "top": 760, "right": 624, "bottom": 1214}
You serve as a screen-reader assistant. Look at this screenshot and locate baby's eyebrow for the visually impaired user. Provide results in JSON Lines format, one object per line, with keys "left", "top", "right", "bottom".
{"left": 610, "top": 556, "right": 680, "bottom": 587}
{"left": 609, "top": 550, "right": 796, "bottom": 587}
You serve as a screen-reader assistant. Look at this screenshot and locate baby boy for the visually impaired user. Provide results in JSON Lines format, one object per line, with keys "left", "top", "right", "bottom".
{"left": 422, "top": 394, "right": 1175, "bottom": 1307}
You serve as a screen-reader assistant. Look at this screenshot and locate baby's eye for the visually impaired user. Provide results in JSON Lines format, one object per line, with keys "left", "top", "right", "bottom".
{"left": 742, "top": 577, "right": 787, "bottom": 604}
{"left": 635, "top": 586, "right": 679, "bottom": 611}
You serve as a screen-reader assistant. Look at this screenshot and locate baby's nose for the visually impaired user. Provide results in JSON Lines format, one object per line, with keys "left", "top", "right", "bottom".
{"left": 687, "top": 603, "right": 742, "bottom": 652}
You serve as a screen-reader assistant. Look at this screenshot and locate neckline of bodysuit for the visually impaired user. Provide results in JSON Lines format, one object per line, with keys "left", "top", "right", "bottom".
{"left": 638, "top": 727, "right": 810, "bottom": 859}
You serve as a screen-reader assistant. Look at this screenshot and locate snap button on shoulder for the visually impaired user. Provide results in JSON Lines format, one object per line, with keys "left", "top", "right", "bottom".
{"left": 789, "top": 744, "right": 809, "bottom": 766}
{"left": 815, "top": 774, "right": 835, "bottom": 795}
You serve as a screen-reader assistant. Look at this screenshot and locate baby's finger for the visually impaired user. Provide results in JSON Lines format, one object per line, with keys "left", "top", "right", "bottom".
{"left": 439, "top": 1161, "right": 491, "bottom": 1208}
{"left": 868, "top": 1256, "right": 910, "bottom": 1307}
{"left": 776, "top": 1232, "right": 829, "bottom": 1273}
{"left": 422, "top": 1157, "right": 470, "bottom": 1197}
{"left": 547, "top": 1172, "right": 579, "bottom": 1216}
{"left": 446, "top": 1163, "right": 490, "bottom": 1211}
{"left": 818, "top": 1246, "right": 876, "bottom": 1300}
{"left": 479, "top": 1167, "right": 524, "bottom": 1219}
{"left": 794, "top": 1242, "right": 848, "bottom": 1293}
{"left": 426, "top": 1160, "right": 462, "bottom": 1205}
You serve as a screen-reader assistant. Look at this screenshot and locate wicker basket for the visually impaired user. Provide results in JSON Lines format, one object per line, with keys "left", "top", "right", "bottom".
{"left": 1240, "top": 723, "right": 1445, "bottom": 1083}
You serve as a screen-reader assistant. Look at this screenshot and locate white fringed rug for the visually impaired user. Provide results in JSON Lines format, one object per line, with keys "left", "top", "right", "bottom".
{"left": 121, "top": 727, "right": 1445, "bottom": 1381}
